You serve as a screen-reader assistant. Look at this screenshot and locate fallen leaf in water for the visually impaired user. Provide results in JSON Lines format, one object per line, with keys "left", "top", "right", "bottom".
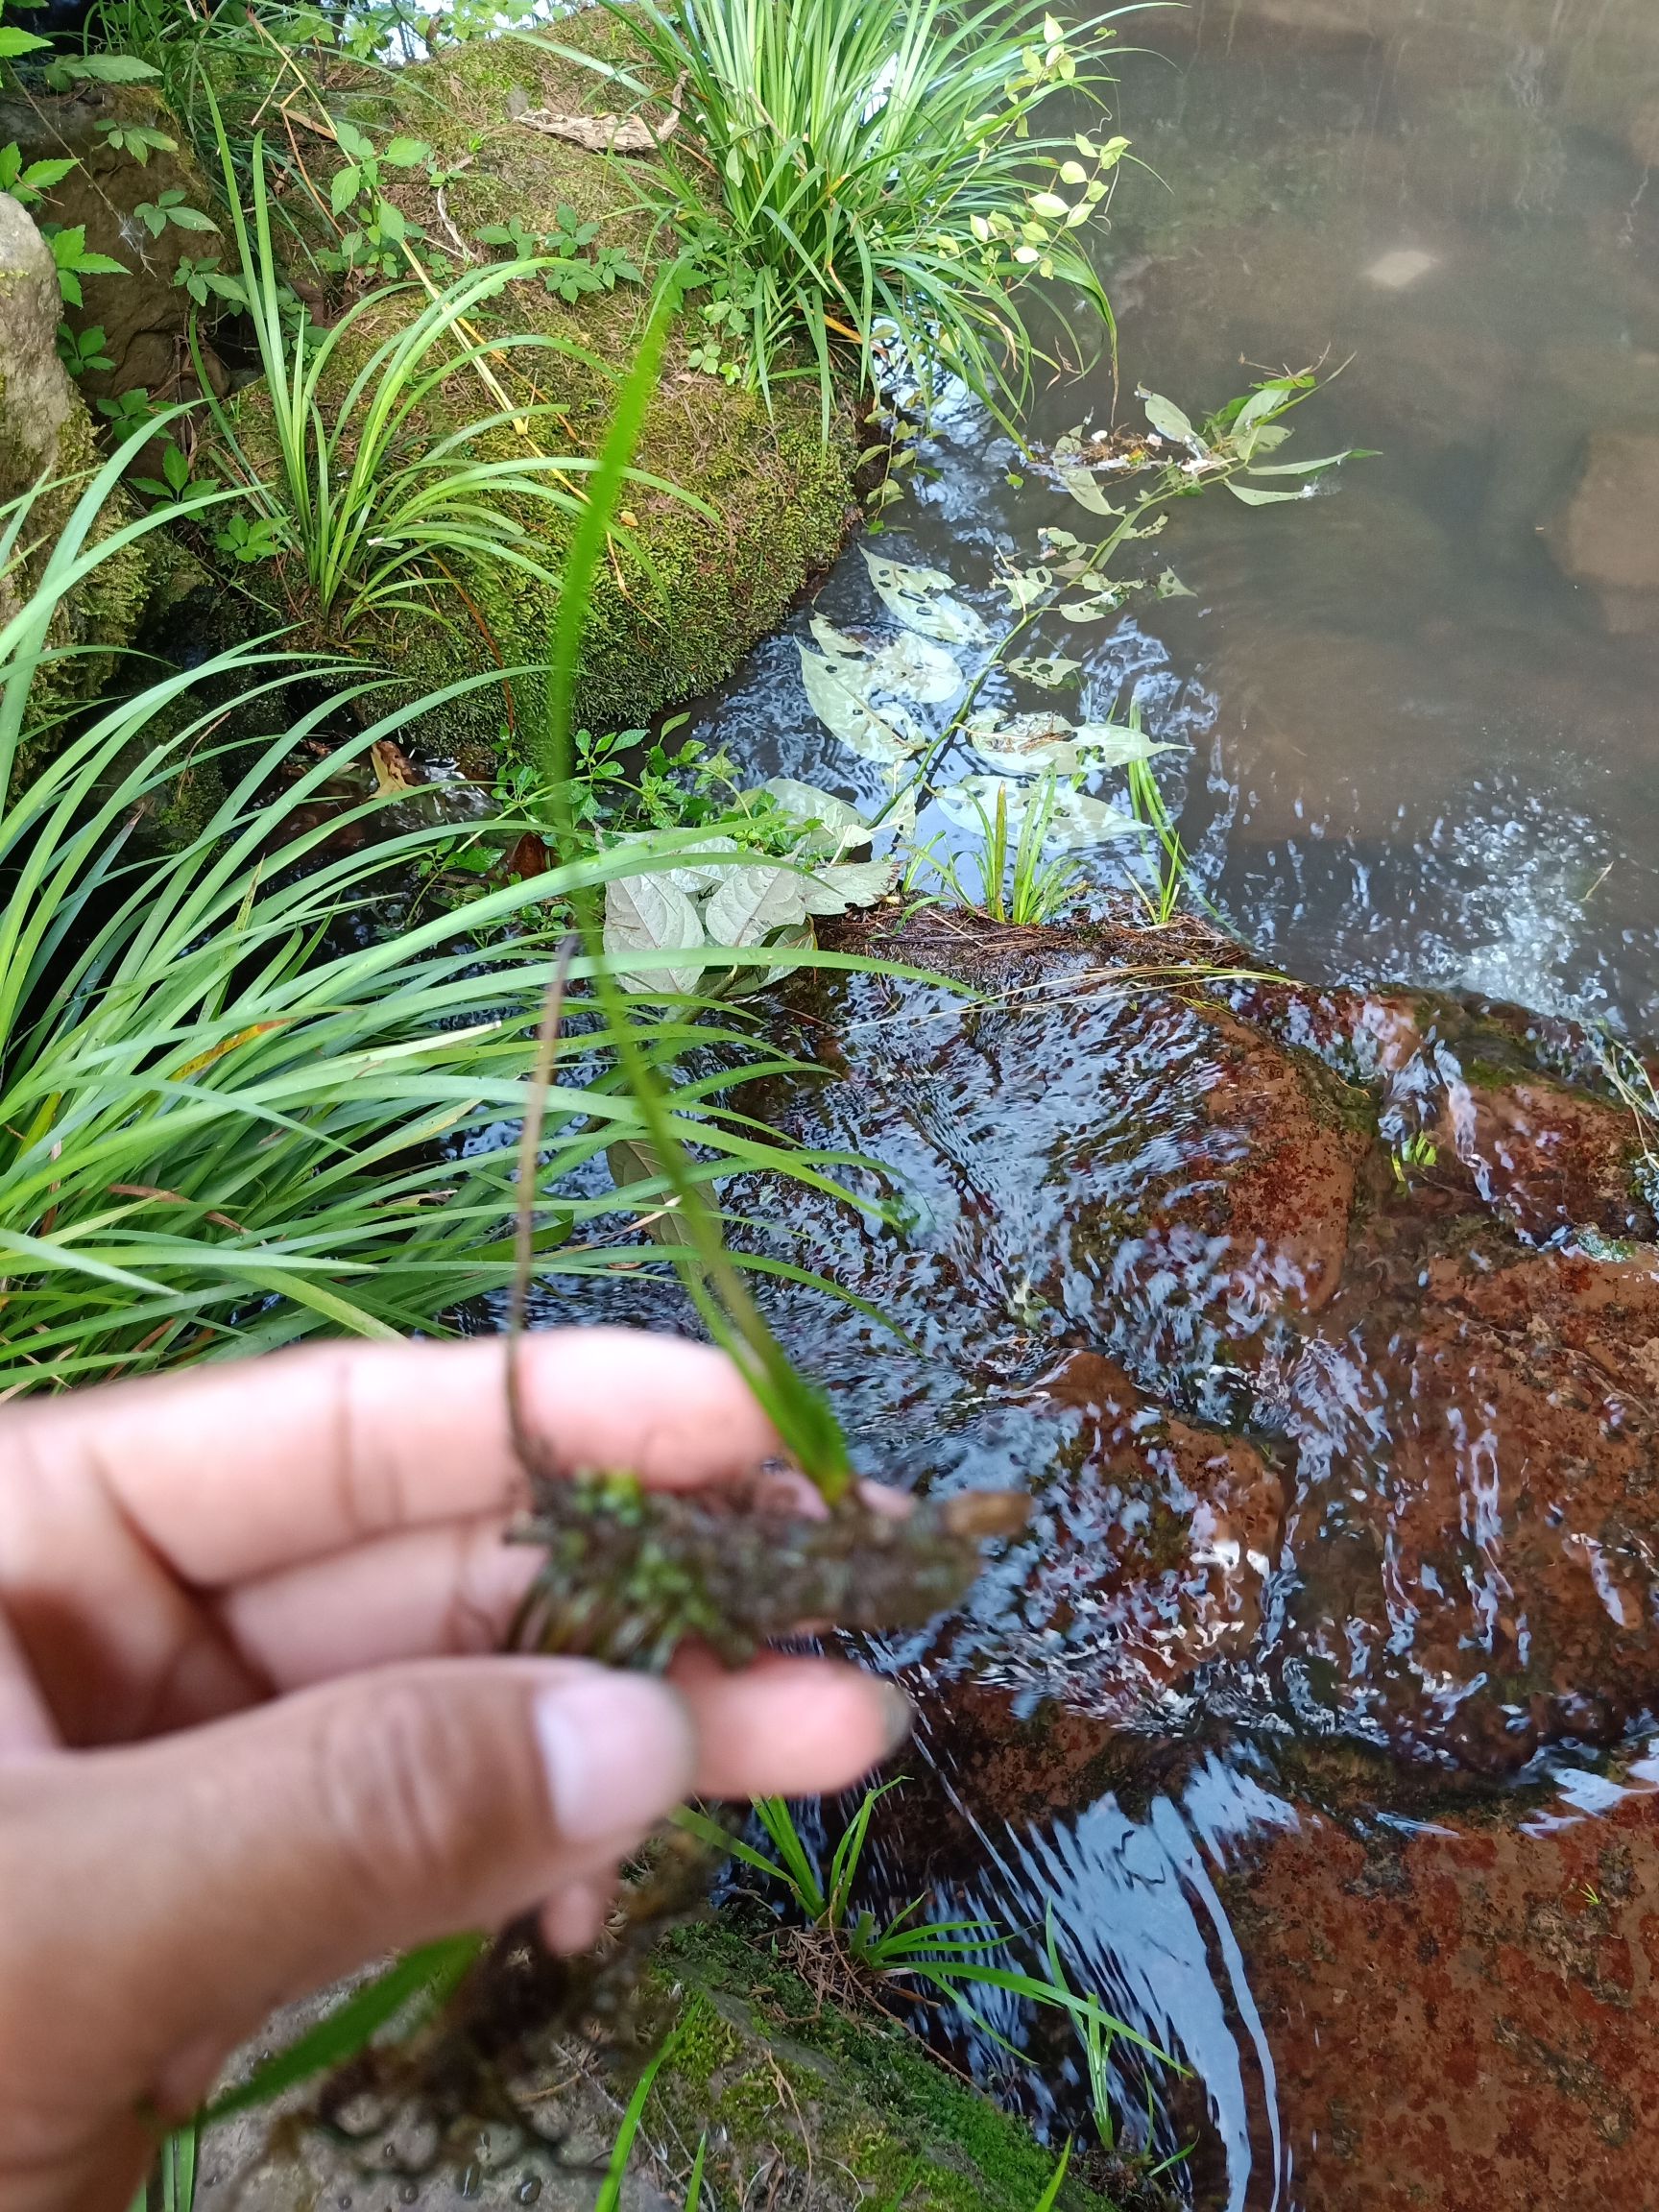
{"left": 808, "top": 613, "right": 963, "bottom": 704}
{"left": 1365, "top": 247, "right": 1439, "bottom": 291}
{"left": 1007, "top": 653, "right": 1083, "bottom": 688}
{"left": 860, "top": 546, "right": 991, "bottom": 647}
{"left": 799, "top": 645, "right": 928, "bottom": 762}
{"left": 370, "top": 738, "right": 422, "bottom": 795}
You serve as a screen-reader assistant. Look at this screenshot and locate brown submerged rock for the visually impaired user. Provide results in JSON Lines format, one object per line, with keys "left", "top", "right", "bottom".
{"left": 754, "top": 907, "right": 1659, "bottom": 1776}
{"left": 969, "top": 1350, "right": 1285, "bottom": 1722}
{"left": 1216, "top": 1776, "right": 1659, "bottom": 2211}
{"left": 1278, "top": 1229, "right": 1659, "bottom": 1769}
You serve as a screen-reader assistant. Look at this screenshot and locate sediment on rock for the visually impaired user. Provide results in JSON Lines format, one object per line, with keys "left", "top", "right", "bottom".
{"left": 0, "top": 193, "right": 156, "bottom": 748}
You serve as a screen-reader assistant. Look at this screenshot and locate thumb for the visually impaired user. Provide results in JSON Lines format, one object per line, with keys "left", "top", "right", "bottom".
{"left": 0, "top": 1659, "right": 694, "bottom": 2173}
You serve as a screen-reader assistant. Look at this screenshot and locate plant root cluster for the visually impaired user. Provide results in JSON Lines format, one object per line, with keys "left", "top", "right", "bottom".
{"left": 510, "top": 1468, "right": 1031, "bottom": 1671}
{"left": 285, "top": 1471, "right": 1027, "bottom": 2173}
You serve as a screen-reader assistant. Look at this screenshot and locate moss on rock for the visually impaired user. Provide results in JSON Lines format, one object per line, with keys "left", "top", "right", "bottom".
{"left": 644, "top": 1921, "right": 1116, "bottom": 2212}
{"left": 219, "top": 17, "right": 856, "bottom": 763}
{"left": 0, "top": 191, "right": 155, "bottom": 762}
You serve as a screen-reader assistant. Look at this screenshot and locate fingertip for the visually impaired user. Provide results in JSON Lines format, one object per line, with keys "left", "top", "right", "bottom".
{"left": 672, "top": 1652, "right": 912, "bottom": 1800}
{"left": 541, "top": 1880, "right": 613, "bottom": 1956}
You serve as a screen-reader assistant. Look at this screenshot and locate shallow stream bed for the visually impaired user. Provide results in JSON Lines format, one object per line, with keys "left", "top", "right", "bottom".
{"left": 636, "top": 4, "right": 1659, "bottom": 2204}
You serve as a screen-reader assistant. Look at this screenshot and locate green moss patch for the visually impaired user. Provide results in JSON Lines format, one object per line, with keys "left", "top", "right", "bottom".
{"left": 222, "top": 16, "right": 856, "bottom": 762}
{"left": 642, "top": 1920, "right": 1117, "bottom": 2212}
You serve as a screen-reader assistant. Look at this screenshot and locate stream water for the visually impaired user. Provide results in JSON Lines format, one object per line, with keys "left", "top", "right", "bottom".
{"left": 641, "top": 3, "right": 1659, "bottom": 2205}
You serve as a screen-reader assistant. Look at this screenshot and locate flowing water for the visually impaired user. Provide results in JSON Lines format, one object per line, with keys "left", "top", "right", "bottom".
{"left": 539, "top": 2, "right": 1659, "bottom": 2202}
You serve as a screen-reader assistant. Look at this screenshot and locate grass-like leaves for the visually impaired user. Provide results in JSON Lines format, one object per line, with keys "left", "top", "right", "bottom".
{"left": 0, "top": 435, "right": 871, "bottom": 1388}
{"left": 570, "top": 0, "right": 1138, "bottom": 430}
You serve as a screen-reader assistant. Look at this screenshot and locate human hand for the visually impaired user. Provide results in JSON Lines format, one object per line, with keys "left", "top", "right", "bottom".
{"left": 0, "top": 1329, "right": 906, "bottom": 2211}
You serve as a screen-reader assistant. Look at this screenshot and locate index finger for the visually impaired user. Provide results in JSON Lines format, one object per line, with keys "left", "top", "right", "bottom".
{"left": 0, "top": 1330, "right": 780, "bottom": 1589}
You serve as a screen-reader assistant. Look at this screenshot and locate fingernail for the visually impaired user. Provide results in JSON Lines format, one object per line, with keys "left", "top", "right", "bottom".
{"left": 877, "top": 1679, "right": 913, "bottom": 1755}
{"left": 534, "top": 1671, "right": 696, "bottom": 1845}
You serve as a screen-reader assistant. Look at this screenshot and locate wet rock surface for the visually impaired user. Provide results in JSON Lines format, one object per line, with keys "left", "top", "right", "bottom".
{"left": 728, "top": 907, "right": 1659, "bottom": 2207}
{"left": 733, "top": 907, "right": 1659, "bottom": 1772}
{"left": 1214, "top": 1772, "right": 1659, "bottom": 2210}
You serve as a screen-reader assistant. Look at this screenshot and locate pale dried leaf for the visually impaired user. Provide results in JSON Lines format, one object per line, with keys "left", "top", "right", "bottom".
{"left": 760, "top": 777, "right": 869, "bottom": 856}
{"left": 1008, "top": 653, "right": 1083, "bottom": 689}
{"left": 1070, "top": 722, "right": 1182, "bottom": 767}
{"left": 370, "top": 738, "right": 421, "bottom": 795}
{"left": 799, "top": 856, "right": 900, "bottom": 916}
{"left": 799, "top": 646, "right": 927, "bottom": 763}
{"left": 514, "top": 79, "right": 683, "bottom": 155}
{"left": 603, "top": 874, "right": 707, "bottom": 994}
{"left": 703, "top": 865, "right": 810, "bottom": 948}
{"left": 860, "top": 546, "right": 991, "bottom": 647}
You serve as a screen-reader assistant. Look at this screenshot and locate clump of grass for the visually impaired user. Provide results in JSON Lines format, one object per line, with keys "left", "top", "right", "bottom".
{"left": 194, "top": 109, "right": 660, "bottom": 642}
{"left": 1120, "top": 702, "right": 1193, "bottom": 925}
{"left": 1595, "top": 1034, "right": 1659, "bottom": 1211}
{"left": 947, "top": 775, "right": 1087, "bottom": 926}
{"left": 681, "top": 1781, "right": 1026, "bottom": 2007}
{"left": 574, "top": 0, "right": 1132, "bottom": 429}
{"left": 0, "top": 440, "right": 858, "bottom": 1388}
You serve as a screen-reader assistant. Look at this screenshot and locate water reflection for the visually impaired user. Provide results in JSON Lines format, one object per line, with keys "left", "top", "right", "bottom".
{"left": 592, "top": 2, "right": 1659, "bottom": 2202}
{"left": 681, "top": 0, "right": 1659, "bottom": 1037}
{"left": 928, "top": 1744, "right": 1297, "bottom": 2212}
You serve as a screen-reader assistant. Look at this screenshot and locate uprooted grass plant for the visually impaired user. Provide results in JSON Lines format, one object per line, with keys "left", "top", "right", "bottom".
{"left": 545, "top": 0, "right": 1137, "bottom": 428}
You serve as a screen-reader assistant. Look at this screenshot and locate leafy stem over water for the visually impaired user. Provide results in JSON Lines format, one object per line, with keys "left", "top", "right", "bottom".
{"left": 538, "top": 265, "right": 854, "bottom": 1499}
{"left": 869, "top": 370, "right": 1367, "bottom": 864}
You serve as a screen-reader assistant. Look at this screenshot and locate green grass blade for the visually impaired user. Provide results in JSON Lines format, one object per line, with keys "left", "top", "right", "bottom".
{"left": 200, "top": 1936, "right": 485, "bottom": 2124}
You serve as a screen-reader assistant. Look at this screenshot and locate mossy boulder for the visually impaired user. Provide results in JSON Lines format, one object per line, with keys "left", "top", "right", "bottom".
{"left": 222, "top": 16, "right": 857, "bottom": 761}
{"left": 0, "top": 81, "right": 224, "bottom": 411}
{"left": 0, "top": 190, "right": 153, "bottom": 740}
{"left": 196, "top": 1919, "right": 1116, "bottom": 2211}
{"left": 646, "top": 1920, "right": 1117, "bottom": 2212}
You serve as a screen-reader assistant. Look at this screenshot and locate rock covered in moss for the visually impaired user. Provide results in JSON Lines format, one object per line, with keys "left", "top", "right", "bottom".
{"left": 0, "top": 83, "right": 224, "bottom": 411}
{"left": 644, "top": 1921, "right": 1115, "bottom": 2212}
{"left": 0, "top": 190, "right": 152, "bottom": 733}
{"left": 217, "top": 16, "right": 856, "bottom": 757}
